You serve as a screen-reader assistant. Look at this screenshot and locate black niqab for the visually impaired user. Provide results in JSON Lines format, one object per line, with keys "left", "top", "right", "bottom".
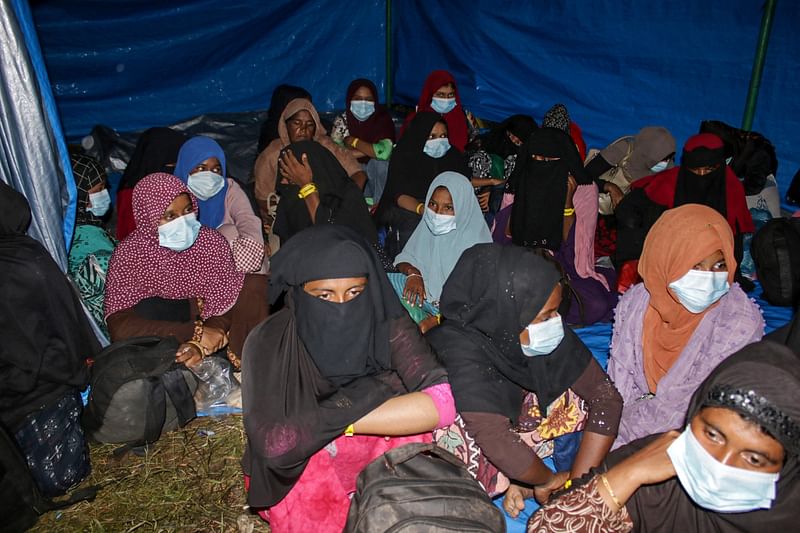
{"left": 119, "top": 127, "right": 187, "bottom": 190}
{"left": 481, "top": 114, "right": 538, "bottom": 158}
{"left": 674, "top": 144, "right": 728, "bottom": 218}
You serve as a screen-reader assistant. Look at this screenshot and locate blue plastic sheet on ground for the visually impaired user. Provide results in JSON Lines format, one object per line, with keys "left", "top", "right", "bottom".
{"left": 392, "top": 0, "right": 800, "bottom": 202}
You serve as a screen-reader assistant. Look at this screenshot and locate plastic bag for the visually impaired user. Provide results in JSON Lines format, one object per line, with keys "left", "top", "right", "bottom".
{"left": 186, "top": 357, "right": 241, "bottom": 411}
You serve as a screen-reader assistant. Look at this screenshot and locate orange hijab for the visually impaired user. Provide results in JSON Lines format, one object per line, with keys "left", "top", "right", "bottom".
{"left": 638, "top": 204, "right": 735, "bottom": 392}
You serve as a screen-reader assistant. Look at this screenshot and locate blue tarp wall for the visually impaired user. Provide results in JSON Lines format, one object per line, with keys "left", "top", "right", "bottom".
{"left": 33, "top": 1, "right": 799, "bottom": 201}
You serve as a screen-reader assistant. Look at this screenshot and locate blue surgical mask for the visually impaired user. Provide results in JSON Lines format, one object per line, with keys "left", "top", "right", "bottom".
{"left": 187, "top": 171, "right": 225, "bottom": 201}
{"left": 667, "top": 425, "right": 779, "bottom": 512}
{"left": 668, "top": 269, "right": 730, "bottom": 314}
{"left": 650, "top": 160, "right": 669, "bottom": 173}
{"left": 423, "top": 208, "right": 457, "bottom": 235}
{"left": 521, "top": 315, "right": 565, "bottom": 356}
{"left": 424, "top": 138, "right": 451, "bottom": 159}
{"left": 431, "top": 97, "right": 456, "bottom": 114}
{"left": 87, "top": 189, "right": 111, "bottom": 217}
{"left": 350, "top": 100, "right": 375, "bottom": 121}
{"left": 158, "top": 212, "right": 201, "bottom": 252}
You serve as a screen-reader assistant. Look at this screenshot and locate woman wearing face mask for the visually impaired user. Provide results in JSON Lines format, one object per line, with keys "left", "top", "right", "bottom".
{"left": 608, "top": 204, "right": 763, "bottom": 450}
{"left": 400, "top": 69, "right": 470, "bottom": 152}
{"left": 427, "top": 244, "right": 622, "bottom": 507}
{"left": 104, "top": 173, "right": 268, "bottom": 368}
{"left": 175, "top": 136, "right": 266, "bottom": 273}
{"left": 67, "top": 153, "right": 117, "bottom": 334}
{"left": 375, "top": 112, "right": 470, "bottom": 258}
{"left": 388, "top": 172, "right": 492, "bottom": 332}
{"left": 330, "top": 79, "right": 396, "bottom": 204}
{"left": 242, "top": 225, "right": 455, "bottom": 532}
{"left": 504, "top": 127, "right": 617, "bottom": 325}
{"left": 529, "top": 340, "right": 800, "bottom": 532}
{"left": 254, "top": 98, "right": 367, "bottom": 224}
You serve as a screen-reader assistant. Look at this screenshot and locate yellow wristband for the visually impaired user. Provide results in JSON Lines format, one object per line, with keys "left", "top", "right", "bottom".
{"left": 563, "top": 207, "right": 575, "bottom": 217}
{"left": 563, "top": 478, "right": 572, "bottom": 490}
{"left": 298, "top": 182, "right": 318, "bottom": 199}
{"left": 344, "top": 423, "right": 355, "bottom": 437}
{"left": 599, "top": 473, "right": 622, "bottom": 508}
{"left": 416, "top": 203, "right": 424, "bottom": 215}
{"left": 351, "top": 137, "right": 359, "bottom": 149}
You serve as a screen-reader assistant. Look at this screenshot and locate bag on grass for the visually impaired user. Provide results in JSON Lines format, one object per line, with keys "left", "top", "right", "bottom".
{"left": 751, "top": 217, "right": 800, "bottom": 306}
{"left": 344, "top": 443, "right": 506, "bottom": 532}
{"left": 82, "top": 336, "right": 198, "bottom": 445}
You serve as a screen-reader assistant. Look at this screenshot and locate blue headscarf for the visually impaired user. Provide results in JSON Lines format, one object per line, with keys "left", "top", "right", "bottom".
{"left": 174, "top": 136, "right": 228, "bottom": 228}
{"left": 394, "top": 172, "right": 492, "bottom": 303}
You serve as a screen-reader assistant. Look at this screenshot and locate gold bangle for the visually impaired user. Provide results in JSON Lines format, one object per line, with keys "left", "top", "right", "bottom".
{"left": 563, "top": 207, "right": 575, "bottom": 217}
{"left": 351, "top": 137, "right": 359, "bottom": 149}
{"left": 298, "top": 182, "right": 318, "bottom": 199}
{"left": 599, "top": 473, "right": 622, "bottom": 509}
{"left": 186, "top": 340, "right": 206, "bottom": 358}
{"left": 415, "top": 202, "right": 424, "bottom": 215}
{"left": 344, "top": 423, "right": 355, "bottom": 437}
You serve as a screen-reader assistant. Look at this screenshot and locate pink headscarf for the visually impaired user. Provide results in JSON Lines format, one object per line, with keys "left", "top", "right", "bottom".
{"left": 573, "top": 183, "right": 610, "bottom": 290}
{"left": 104, "top": 173, "right": 245, "bottom": 320}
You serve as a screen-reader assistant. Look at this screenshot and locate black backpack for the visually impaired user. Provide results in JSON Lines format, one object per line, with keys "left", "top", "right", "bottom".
{"left": 82, "top": 336, "right": 198, "bottom": 446}
{"left": 751, "top": 218, "right": 800, "bottom": 306}
{"left": 344, "top": 443, "right": 506, "bottom": 532}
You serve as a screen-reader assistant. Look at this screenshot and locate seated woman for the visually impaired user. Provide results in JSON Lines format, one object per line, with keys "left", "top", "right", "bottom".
{"left": 272, "top": 140, "right": 378, "bottom": 245}
{"left": 253, "top": 98, "right": 367, "bottom": 223}
{"left": 528, "top": 340, "right": 800, "bottom": 532}
{"left": 104, "top": 173, "right": 268, "bottom": 369}
{"left": 174, "top": 135, "right": 266, "bottom": 273}
{"left": 116, "top": 127, "right": 187, "bottom": 240}
{"left": 401, "top": 69, "right": 471, "bottom": 151}
{"left": 504, "top": 127, "right": 617, "bottom": 324}
{"left": 67, "top": 152, "right": 116, "bottom": 334}
{"left": 375, "top": 112, "right": 470, "bottom": 257}
{"left": 241, "top": 225, "right": 456, "bottom": 532}
{"left": 388, "top": 171, "right": 492, "bottom": 331}
{"left": 1, "top": 182, "right": 99, "bottom": 497}
{"left": 608, "top": 204, "right": 764, "bottom": 449}
{"left": 257, "top": 84, "right": 312, "bottom": 154}
{"left": 428, "top": 244, "right": 622, "bottom": 502}
{"left": 541, "top": 103, "right": 586, "bottom": 160}
{"left": 330, "top": 78, "right": 396, "bottom": 203}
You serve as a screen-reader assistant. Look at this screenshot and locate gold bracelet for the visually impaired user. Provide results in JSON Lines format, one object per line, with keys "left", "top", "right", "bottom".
{"left": 344, "top": 423, "right": 355, "bottom": 437}
{"left": 563, "top": 207, "right": 575, "bottom": 217}
{"left": 351, "top": 137, "right": 359, "bottom": 149}
{"left": 415, "top": 202, "right": 424, "bottom": 215}
{"left": 186, "top": 340, "right": 206, "bottom": 358}
{"left": 599, "top": 473, "right": 622, "bottom": 508}
{"left": 298, "top": 182, "right": 318, "bottom": 199}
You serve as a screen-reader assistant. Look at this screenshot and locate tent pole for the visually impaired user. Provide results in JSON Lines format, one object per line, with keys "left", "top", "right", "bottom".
{"left": 385, "top": 0, "right": 392, "bottom": 107}
{"left": 741, "top": 0, "right": 777, "bottom": 131}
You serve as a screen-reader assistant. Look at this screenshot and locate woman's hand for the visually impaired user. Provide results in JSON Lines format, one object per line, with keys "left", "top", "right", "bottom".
{"left": 418, "top": 314, "right": 439, "bottom": 334}
{"left": 477, "top": 190, "right": 491, "bottom": 212}
{"left": 619, "top": 430, "right": 679, "bottom": 486}
{"left": 534, "top": 471, "right": 570, "bottom": 504}
{"left": 565, "top": 173, "right": 577, "bottom": 208}
{"left": 403, "top": 275, "right": 426, "bottom": 308}
{"left": 176, "top": 343, "right": 203, "bottom": 366}
{"left": 200, "top": 326, "right": 229, "bottom": 355}
{"left": 279, "top": 150, "right": 313, "bottom": 187}
{"left": 604, "top": 181, "right": 625, "bottom": 208}
{"left": 503, "top": 483, "right": 535, "bottom": 518}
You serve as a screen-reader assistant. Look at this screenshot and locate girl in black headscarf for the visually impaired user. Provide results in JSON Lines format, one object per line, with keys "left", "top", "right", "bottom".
{"left": 427, "top": 244, "right": 622, "bottom": 503}
{"left": 529, "top": 340, "right": 800, "bottom": 532}
{"left": 0, "top": 182, "right": 99, "bottom": 495}
{"left": 375, "top": 111, "right": 470, "bottom": 257}
{"left": 241, "top": 225, "right": 454, "bottom": 532}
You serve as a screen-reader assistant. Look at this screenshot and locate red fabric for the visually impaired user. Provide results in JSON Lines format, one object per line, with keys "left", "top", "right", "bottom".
{"left": 569, "top": 122, "right": 587, "bottom": 160}
{"left": 250, "top": 433, "right": 431, "bottom": 533}
{"left": 617, "top": 260, "right": 641, "bottom": 294}
{"left": 115, "top": 188, "right": 136, "bottom": 240}
{"left": 400, "top": 70, "right": 468, "bottom": 151}
{"left": 630, "top": 166, "right": 755, "bottom": 234}
{"left": 104, "top": 173, "right": 245, "bottom": 319}
{"left": 684, "top": 132, "right": 723, "bottom": 151}
{"left": 345, "top": 79, "right": 396, "bottom": 143}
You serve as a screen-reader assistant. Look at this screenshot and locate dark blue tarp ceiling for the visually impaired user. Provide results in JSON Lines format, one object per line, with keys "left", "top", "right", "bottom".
{"left": 32, "top": 0, "right": 799, "bottom": 199}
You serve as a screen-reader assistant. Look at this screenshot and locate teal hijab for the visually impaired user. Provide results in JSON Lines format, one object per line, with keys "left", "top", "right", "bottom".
{"left": 394, "top": 171, "right": 492, "bottom": 303}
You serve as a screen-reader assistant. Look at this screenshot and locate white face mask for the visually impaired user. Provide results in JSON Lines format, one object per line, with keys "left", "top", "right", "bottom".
{"left": 187, "top": 171, "right": 225, "bottom": 201}
{"left": 431, "top": 97, "right": 456, "bottom": 114}
{"left": 668, "top": 269, "right": 730, "bottom": 314}
{"left": 650, "top": 160, "right": 669, "bottom": 173}
{"left": 158, "top": 212, "right": 201, "bottom": 252}
{"left": 424, "top": 208, "right": 457, "bottom": 236}
{"left": 521, "top": 315, "right": 565, "bottom": 357}
{"left": 87, "top": 189, "right": 111, "bottom": 217}
{"left": 350, "top": 100, "right": 375, "bottom": 121}
{"left": 423, "top": 138, "right": 451, "bottom": 158}
{"left": 667, "top": 425, "right": 780, "bottom": 513}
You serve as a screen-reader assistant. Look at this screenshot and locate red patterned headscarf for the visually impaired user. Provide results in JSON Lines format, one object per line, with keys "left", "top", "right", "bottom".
{"left": 104, "top": 173, "right": 245, "bottom": 320}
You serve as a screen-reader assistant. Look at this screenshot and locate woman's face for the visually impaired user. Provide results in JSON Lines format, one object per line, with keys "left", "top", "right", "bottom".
{"left": 190, "top": 156, "right": 222, "bottom": 176}
{"left": 432, "top": 83, "right": 456, "bottom": 100}
{"left": 428, "top": 186, "right": 454, "bottom": 216}
{"left": 352, "top": 85, "right": 375, "bottom": 102}
{"left": 519, "top": 283, "right": 562, "bottom": 345}
{"left": 687, "top": 163, "right": 721, "bottom": 176}
{"left": 428, "top": 121, "right": 448, "bottom": 140}
{"left": 159, "top": 192, "right": 193, "bottom": 226}
{"left": 690, "top": 407, "right": 784, "bottom": 473}
{"left": 286, "top": 110, "right": 317, "bottom": 143}
{"left": 691, "top": 249, "right": 727, "bottom": 273}
{"left": 506, "top": 131, "right": 523, "bottom": 147}
{"left": 532, "top": 153, "right": 560, "bottom": 162}
{"left": 304, "top": 276, "right": 368, "bottom": 303}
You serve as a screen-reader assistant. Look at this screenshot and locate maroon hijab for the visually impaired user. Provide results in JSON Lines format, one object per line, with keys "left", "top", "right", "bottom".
{"left": 345, "top": 78, "right": 395, "bottom": 143}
